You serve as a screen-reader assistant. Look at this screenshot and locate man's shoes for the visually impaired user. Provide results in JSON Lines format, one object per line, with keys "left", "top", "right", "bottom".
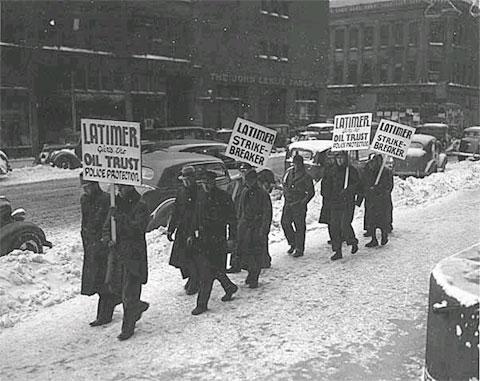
{"left": 287, "top": 246, "right": 295, "bottom": 254}
{"left": 135, "top": 301, "right": 149, "bottom": 322}
{"left": 330, "top": 251, "right": 342, "bottom": 261}
{"left": 363, "top": 231, "right": 371, "bottom": 237}
{"left": 221, "top": 284, "right": 238, "bottom": 302}
{"left": 351, "top": 243, "right": 358, "bottom": 254}
{"left": 117, "top": 330, "right": 134, "bottom": 341}
{"left": 191, "top": 306, "right": 208, "bottom": 315}
{"left": 89, "top": 318, "right": 112, "bottom": 327}
{"left": 381, "top": 234, "right": 389, "bottom": 246}
{"left": 245, "top": 274, "right": 251, "bottom": 285}
{"left": 292, "top": 250, "right": 304, "bottom": 257}
{"left": 365, "top": 239, "right": 379, "bottom": 248}
{"left": 249, "top": 280, "right": 259, "bottom": 289}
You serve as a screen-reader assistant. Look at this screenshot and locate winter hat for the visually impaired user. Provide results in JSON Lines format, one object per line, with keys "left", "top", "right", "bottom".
{"left": 258, "top": 169, "right": 275, "bottom": 184}
{"left": 245, "top": 168, "right": 258, "bottom": 180}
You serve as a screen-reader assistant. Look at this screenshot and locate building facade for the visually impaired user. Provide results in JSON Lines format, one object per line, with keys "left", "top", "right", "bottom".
{"left": 327, "top": 0, "right": 479, "bottom": 136}
{"left": 0, "top": 0, "right": 329, "bottom": 157}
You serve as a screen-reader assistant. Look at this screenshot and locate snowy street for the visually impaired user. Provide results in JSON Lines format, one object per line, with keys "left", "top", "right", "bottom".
{"left": 0, "top": 161, "right": 479, "bottom": 380}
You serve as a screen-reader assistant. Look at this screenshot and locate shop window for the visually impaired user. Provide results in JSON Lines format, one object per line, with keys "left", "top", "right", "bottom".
{"left": 394, "top": 23, "right": 404, "bottom": 46}
{"left": 295, "top": 90, "right": 318, "bottom": 121}
{"left": 408, "top": 22, "right": 419, "bottom": 46}
{"left": 429, "top": 21, "right": 444, "bottom": 44}
{"left": 428, "top": 60, "right": 441, "bottom": 82}
{"left": 335, "top": 29, "right": 345, "bottom": 50}
{"left": 394, "top": 64, "right": 402, "bottom": 83}
{"left": 363, "top": 26, "right": 374, "bottom": 48}
{"left": 349, "top": 28, "right": 359, "bottom": 49}
{"left": 362, "top": 61, "right": 373, "bottom": 83}
{"left": 380, "top": 24, "right": 390, "bottom": 47}
{"left": 379, "top": 62, "right": 389, "bottom": 83}
{"left": 407, "top": 61, "right": 416, "bottom": 82}
{"left": 334, "top": 64, "right": 343, "bottom": 84}
{"left": 347, "top": 62, "right": 358, "bottom": 84}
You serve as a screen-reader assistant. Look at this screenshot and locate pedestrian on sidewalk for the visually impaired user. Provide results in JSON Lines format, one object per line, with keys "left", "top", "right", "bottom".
{"left": 227, "top": 162, "right": 253, "bottom": 274}
{"left": 167, "top": 165, "right": 199, "bottom": 295}
{"left": 79, "top": 174, "right": 121, "bottom": 327}
{"left": 364, "top": 154, "right": 394, "bottom": 247}
{"left": 103, "top": 184, "right": 150, "bottom": 341}
{"left": 322, "top": 151, "right": 360, "bottom": 260}
{"left": 189, "top": 171, "right": 238, "bottom": 316}
{"left": 258, "top": 169, "right": 276, "bottom": 268}
{"left": 237, "top": 169, "right": 272, "bottom": 288}
{"left": 281, "top": 154, "right": 315, "bottom": 257}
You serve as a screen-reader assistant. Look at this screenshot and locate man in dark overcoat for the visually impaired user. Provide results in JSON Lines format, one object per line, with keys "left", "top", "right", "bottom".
{"left": 167, "top": 165, "right": 199, "bottom": 295}
{"left": 281, "top": 154, "right": 315, "bottom": 257}
{"left": 237, "top": 169, "right": 272, "bottom": 288}
{"left": 322, "top": 151, "right": 360, "bottom": 260}
{"left": 364, "top": 154, "right": 394, "bottom": 247}
{"left": 80, "top": 175, "right": 120, "bottom": 327}
{"left": 319, "top": 154, "right": 336, "bottom": 243}
{"left": 258, "top": 169, "right": 276, "bottom": 268}
{"left": 189, "top": 171, "right": 238, "bottom": 316}
{"left": 103, "top": 184, "right": 150, "bottom": 341}
{"left": 227, "top": 162, "right": 253, "bottom": 273}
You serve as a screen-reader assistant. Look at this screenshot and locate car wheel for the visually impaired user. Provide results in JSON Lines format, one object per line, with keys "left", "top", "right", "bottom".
{"left": 430, "top": 164, "right": 438, "bottom": 174}
{"left": 56, "top": 156, "right": 73, "bottom": 169}
{"left": 13, "top": 232, "right": 44, "bottom": 254}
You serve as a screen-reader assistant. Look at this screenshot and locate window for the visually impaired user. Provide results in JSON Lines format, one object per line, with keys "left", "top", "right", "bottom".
{"left": 295, "top": 90, "right": 318, "bottom": 121}
{"left": 379, "top": 62, "right": 389, "bottom": 83}
{"left": 269, "top": 42, "right": 279, "bottom": 59}
{"left": 429, "top": 21, "right": 444, "bottom": 44}
{"left": 261, "top": 0, "right": 268, "bottom": 12}
{"left": 334, "top": 64, "right": 343, "bottom": 83}
{"left": 407, "top": 61, "right": 416, "bottom": 82}
{"left": 87, "top": 65, "right": 99, "bottom": 90}
{"left": 394, "top": 23, "right": 403, "bottom": 46}
{"left": 281, "top": 44, "right": 289, "bottom": 61}
{"left": 394, "top": 64, "right": 402, "bottom": 82}
{"left": 281, "top": 1, "right": 289, "bottom": 16}
{"left": 335, "top": 29, "right": 345, "bottom": 50}
{"left": 347, "top": 62, "right": 358, "bottom": 84}
{"left": 380, "top": 24, "right": 389, "bottom": 47}
{"left": 408, "top": 22, "right": 419, "bottom": 46}
{"left": 362, "top": 61, "right": 373, "bottom": 83}
{"left": 452, "top": 21, "right": 463, "bottom": 45}
{"left": 271, "top": 0, "right": 279, "bottom": 15}
{"left": 428, "top": 60, "right": 441, "bottom": 82}
{"left": 259, "top": 41, "right": 268, "bottom": 58}
{"left": 364, "top": 26, "right": 374, "bottom": 48}
{"left": 349, "top": 28, "right": 359, "bottom": 49}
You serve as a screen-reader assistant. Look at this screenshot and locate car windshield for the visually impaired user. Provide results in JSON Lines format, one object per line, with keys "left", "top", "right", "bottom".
{"left": 289, "top": 149, "right": 313, "bottom": 160}
{"left": 464, "top": 131, "right": 480, "bottom": 138}
{"left": 410, "top": 141, "right": 424, "bottom": 149}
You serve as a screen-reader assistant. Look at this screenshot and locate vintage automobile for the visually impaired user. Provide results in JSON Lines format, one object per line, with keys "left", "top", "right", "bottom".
{"left": 0, "top": 196, "right": 53, "bottom": 256}
{"left": 0, "top": 150, "right": 12, "bottom": 175}
{"left": 456, "top": 126, "right": 480, "bottom": 161}
{"left": 392, "top": 134, "right": 447, "bottom": 178}
{"left": 415, "top": 123, "right": 451, "bottom": 149}
{"left": 216, "top": 128, "right": 233, "bottom": 144}
{"left": 284, "top": 140, "right": 333, "bottom": 181}
{"left": 36, "top": 141, "right": 82, "bottom": 169}
{"left": 139, "top": 151, "right": 236, "bottom": 232}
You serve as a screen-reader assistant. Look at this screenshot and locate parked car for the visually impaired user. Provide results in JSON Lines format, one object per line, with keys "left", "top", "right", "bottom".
{"left": 139, "top": 151, "right": 236, "bottom": 232}
{"left": 216, "top": 129, "right": 233, "bottom": 144}
{"left": 36, "top": 141, "right": 82, "bottom": 169}
{"left": 285, "top": 140, "right": 333, "bottom": 181}
{"left": 392, "top": 134, "right": 447, "bottom": 178}
{"left": 265, "top": 124, "right": 290, "bottom": 147}
{"left": 0, "top": 150, "right": 12, "bottom": 175}
{"left": 416, "top": 123, "right": 451, "bottom": 149}
{"left": 456, "top": 126, "right": 480, "bottom": 161}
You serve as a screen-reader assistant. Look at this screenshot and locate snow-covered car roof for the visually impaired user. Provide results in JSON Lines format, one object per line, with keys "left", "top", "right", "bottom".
{"left": 166, "top": 141, "right": 227, "bottom": 152}
{"left": 411, "top": 133, "right": 436, "bottom": 146}
{"left": 287, "top": 140, "right": 333, "bottom": 154}
{"left": 464, "top": 126, "right": 480, "bottom": 132}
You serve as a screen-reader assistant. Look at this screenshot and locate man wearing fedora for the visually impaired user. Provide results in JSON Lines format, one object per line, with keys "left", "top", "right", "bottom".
{"left": 167, "top": 165, "right": 199, "bottom": 295}
{"left": 281, "top": 154, "right": 315, "bottom": 257}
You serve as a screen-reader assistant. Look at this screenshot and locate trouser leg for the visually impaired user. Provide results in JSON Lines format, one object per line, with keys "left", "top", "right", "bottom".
{"left": 292, "top": 207, "right": 307, "bottom": 253}
{"left": 281, "top": 205, "right": 296, "bottom": 248}
{"left": 194, "top": 254, "right": 214, "bottom": 309}
{"left": 121, "top": 267, "right": 142, "bottom": 334}
{"left": 186, "top": 259, "right": 199, "bottom": 293}
{"left": 329, "top": 209, "right": 343, "bottom": 252}
{"left": 342, "top": 204, "right": 358, "bottom": 246}
{"left": 216, "top": 270, "right": 236, "bottom": 292}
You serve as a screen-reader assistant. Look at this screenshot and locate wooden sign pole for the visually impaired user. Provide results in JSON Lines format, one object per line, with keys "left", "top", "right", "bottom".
{"left": 105, "top": 184, "right": 116, "bottom": 286}
{"left": 344, "top": 154, "right": 350, "bottom": 189}
{"left": 374, "top": 155, "right": 387, "bottom": 185}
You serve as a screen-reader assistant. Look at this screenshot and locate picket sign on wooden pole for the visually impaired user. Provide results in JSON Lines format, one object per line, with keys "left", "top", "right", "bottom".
{"left": 105, "top": 184, "right": 116, "bottom": 286}
{"left": 344, "top": 155, "right": 350, "bottom": 189}
{"left": 110, "top": 184, "right": 116, "bottom": 243}
{"left": 374, "top": 154, "right": 387, "bottom": 185}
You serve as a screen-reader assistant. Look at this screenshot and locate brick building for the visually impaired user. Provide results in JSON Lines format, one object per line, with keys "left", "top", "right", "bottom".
{"left": 0, "top": 0, "right": 329, "bottom": 157}
{"left": 327, "top": 0, "right": 479, "bottom": 136}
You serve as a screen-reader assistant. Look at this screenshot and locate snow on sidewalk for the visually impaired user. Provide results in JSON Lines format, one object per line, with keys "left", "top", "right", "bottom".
{"left": 0, "top": 160, "right": 478, "bottom": 331}
{"left": 0, "top": 165, "right": 81, "bottom": 186}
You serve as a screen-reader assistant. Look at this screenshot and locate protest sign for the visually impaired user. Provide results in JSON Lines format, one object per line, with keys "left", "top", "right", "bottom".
{"left": 370, "top": 119, "right": 416, "bottom": 160}
{"left": 81, "top": 118, "right": 142, "bottom": 186}
{"left": 225, "top": 117, "right": 277, "bottom": 168}
{"left": 332, "top": 113, "right": 372, "bottom": 151}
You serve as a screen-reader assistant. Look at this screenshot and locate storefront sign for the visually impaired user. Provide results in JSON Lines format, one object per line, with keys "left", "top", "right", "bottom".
{"left": 81, "top": 118, "right": 142, "bottom": 185}
{"left": 332, "top": 112, "right": 372, "bottom": 151}
{"left": 225, "top": 117, "right": 277, "bottom": 167}
{"left": 370, "top": 119, "right": 416, "bottom": 160}
{"left": 209, "top": 73, "right": 317, "bottom": 88}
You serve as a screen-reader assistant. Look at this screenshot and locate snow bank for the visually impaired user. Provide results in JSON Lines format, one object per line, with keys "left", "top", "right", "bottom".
{"left": 0, "top": 165, "right": 81, "bottom": 186}
{"left": 0, "top": 160, "right": 478, "bottom": 330}
{"left": 432, "top": 243, "right": 480, "bottom": 307}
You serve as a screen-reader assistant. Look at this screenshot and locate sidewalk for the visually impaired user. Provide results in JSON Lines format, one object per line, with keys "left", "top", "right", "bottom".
{"left": 9, "top": 157, "right": 35, "bottom": 169}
